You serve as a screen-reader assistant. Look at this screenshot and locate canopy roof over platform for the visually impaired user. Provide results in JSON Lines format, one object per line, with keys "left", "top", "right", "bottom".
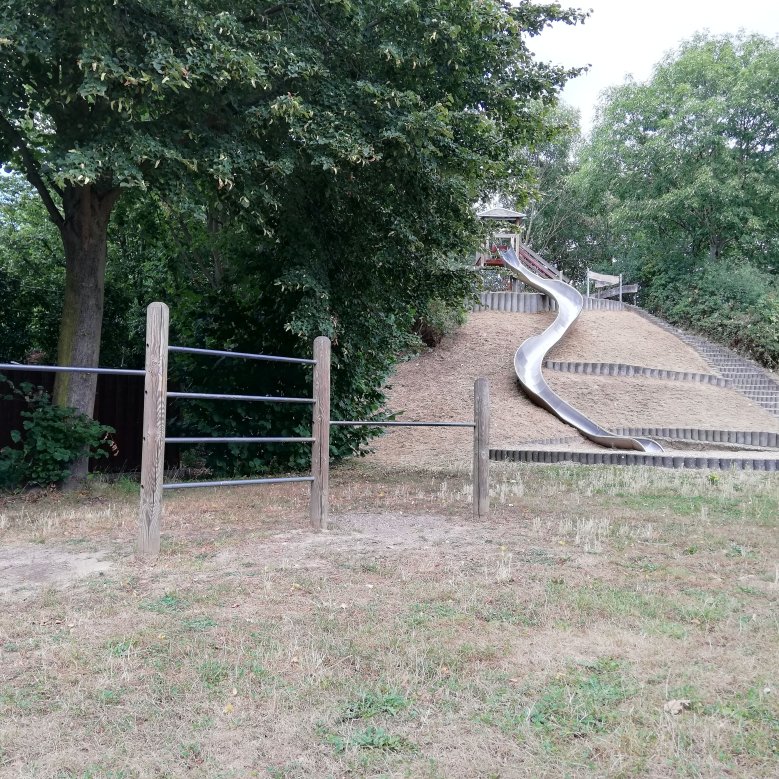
{"left": 476, "top": 207, "right": 525, "bottom": 222}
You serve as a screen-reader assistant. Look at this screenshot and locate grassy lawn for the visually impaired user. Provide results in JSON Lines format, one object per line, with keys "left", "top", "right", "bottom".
{"left": 1, "top": 462, "right": 777, "bottom": 778}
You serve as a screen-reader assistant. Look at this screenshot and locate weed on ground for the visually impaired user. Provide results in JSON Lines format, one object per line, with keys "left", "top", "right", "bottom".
{"left": 0, "top": 463, "right": 777, "bottom": 777}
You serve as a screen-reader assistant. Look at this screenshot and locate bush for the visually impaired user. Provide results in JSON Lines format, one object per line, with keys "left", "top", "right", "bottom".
{"left": 642, "top": 261, "right": 779, "bottom": 369}
{"left": 413, "top": 297, "right": 470, "bottom": 348}
{"left": 0, "top": 376, "right": 115, "bottom": 489}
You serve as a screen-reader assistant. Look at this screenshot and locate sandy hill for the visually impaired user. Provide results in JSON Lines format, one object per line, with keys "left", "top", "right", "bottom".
{"left": 369, "top": 309, "right": 779, "bottom": 467}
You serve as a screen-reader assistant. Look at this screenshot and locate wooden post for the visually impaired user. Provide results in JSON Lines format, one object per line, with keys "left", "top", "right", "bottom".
{"left": 310, "top": 336, "right": 331, "bottom": 530}
{"left": 137, "top": 302, "right": 169, "bottom": 557}
{"left": 473, "top": 377, "right": 490, "bottom": 518}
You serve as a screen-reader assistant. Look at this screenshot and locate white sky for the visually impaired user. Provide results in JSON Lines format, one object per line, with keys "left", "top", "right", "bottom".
{"left": 529, "top": 0, "right": 779, "bottom": 134}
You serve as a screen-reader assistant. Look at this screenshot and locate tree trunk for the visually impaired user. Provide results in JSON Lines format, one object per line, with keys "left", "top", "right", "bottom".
{"left": 53, "top": 183, "right": 119, "bottom": 482}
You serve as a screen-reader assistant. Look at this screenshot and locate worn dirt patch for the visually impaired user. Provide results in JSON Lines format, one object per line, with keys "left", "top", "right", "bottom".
{"left": 0, "top": 544, "right": 114, "bottom": 598}
{"left": 212, "top": 513, "right": 479, "bottom": 570}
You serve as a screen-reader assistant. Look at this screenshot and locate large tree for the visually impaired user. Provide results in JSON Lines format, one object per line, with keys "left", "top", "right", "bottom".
{"left": 580, "top": 33, "right": 779, "bottom": 274}
{"left": 1, "top": 1, "right": 585, "bottom": 460}
{"left": 558, "top": 32, "right": 779, "bottom": 364}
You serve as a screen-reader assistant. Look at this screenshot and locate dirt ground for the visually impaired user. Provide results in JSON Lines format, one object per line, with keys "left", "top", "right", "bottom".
{"left": 1, "top": 466, "right": 777, "bottom": 778}
{"left": 371, "top": 310, "right": 779, "bottom": 466}
{"left": 547, "top": 310, "right": 714, "bottom": 373}
{"left": 0, "top": 545, "right": 114, "bottom": 597}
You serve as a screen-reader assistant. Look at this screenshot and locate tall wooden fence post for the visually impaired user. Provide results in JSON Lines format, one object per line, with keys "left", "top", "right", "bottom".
{"left": 473, "top": 377, "right": 490, "bottom": 518}
{"left": 310, "top": 336, "right": 331, "bottom": 530}
{"left": 137, "top": 302, "right": 169, "bottom": 557}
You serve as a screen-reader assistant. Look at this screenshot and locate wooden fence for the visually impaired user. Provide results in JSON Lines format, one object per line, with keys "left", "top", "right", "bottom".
{"left": 138, "top": 302, "right": 490, "bottom": 556}
{"left": 3, "top": 302, "right": 490, "bottom": 556}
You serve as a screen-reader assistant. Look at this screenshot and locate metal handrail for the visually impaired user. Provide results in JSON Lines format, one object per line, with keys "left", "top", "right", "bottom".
{"left": 168, "top": 391, "right": 315, "bottom": 404}
{"left": 331, "top": 420, "right": 474, "bottom": 428}
{"left": 165, "top": 436, "right": 314, "bottom": 444}
{"left": 168, "top": 345, "right": 315, "bottom": 365}
{"left": 0, "top": 363, "right": 145, "bottom": 376}
{"left": 163, "top": 475, "right": 314, "bottom": 490}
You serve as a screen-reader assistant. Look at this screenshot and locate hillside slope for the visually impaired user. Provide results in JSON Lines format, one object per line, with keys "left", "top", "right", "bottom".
{"left": 369, "top": 310, "right": 779, "bottom": 467}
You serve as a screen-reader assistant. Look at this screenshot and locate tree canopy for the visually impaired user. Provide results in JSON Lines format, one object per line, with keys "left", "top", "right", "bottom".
{"left": 1, "top": 0, "right": 587, "bottom": 475}
{"left": 582, "top": 32, "right": 779, "bottom": 273}
{"left": 527, "top": 33, "right": 779, "bottom": 365}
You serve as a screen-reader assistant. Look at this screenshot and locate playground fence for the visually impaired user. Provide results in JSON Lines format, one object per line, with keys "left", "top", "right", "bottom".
{"left": 3, "top": 302, "right": 490, "bottom": 556}
{"left": 137, "top": 303, "right": 489, "bottom": 557}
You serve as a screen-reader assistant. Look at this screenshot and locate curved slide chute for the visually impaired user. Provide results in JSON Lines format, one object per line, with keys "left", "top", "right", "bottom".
{"left": 498, "top": 247, "right": 664, "bottom": 454}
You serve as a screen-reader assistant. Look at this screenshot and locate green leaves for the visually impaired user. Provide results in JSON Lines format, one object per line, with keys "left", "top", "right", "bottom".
{"left": 586, "top": 33, "right": 779, "bottom": 269}
{"left": 0, "top": 376, "right": 115, "bottom": 489}
{"left": 1, "top": 0, "right": 589, "bottom": 476}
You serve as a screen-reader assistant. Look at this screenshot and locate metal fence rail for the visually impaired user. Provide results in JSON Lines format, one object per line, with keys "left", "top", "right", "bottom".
{"left": 168, "top": 345, "right": 316, "bottom": 365}
{"left": 166, "top": 436, "right": 314, "bottom": 444}
{"left": 331, "top": 420, "right": 475, "bottom": 428}
{"left": 168, "top": 391, "right": 314, "bottom": 404}
{"left": 164, "top": 475, "right": 315, "bottom": 490}
{"left": 0, "top": 363, "right": 145, "bottom": 376}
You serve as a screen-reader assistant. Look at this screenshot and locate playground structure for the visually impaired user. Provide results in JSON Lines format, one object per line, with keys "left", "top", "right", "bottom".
{"left": 586, "top": 269, "right": 640, "bottom": 302}
{"left": 496, "top": 246, "right": 664, "bottom": 453}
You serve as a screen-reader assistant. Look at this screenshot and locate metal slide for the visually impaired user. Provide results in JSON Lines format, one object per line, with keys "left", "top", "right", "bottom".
{"left": 498, "top": 247, "right": 664, "bottom": 453}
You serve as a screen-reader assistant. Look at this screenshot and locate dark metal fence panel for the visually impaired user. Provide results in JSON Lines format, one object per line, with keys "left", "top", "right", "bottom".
{"left": 0, "top": 369, "right": 177, "bottom": 472}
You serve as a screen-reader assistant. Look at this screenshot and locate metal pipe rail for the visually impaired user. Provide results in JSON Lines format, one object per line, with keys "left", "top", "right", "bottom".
{"left": 166, "top": 436, "right": 314, "bottom": 444}
{"left": 0, "top": 363, "right": 145, "bottom": 376}
{"left": 168, "top": 345, "right": 316, "bottom": 365}
{"left": 164, "top": 475, "right": 314, "bottom": 490}
{"left": 331, "top": 420, "right": 474, "bottom": 428}
{"left": 168, "top": 391, "right": 315, "bottom": 404}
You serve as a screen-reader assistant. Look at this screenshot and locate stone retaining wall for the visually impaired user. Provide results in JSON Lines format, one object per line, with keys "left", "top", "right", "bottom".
{"left": 475, "top": 292, "right": 624, "bottom": 313}
{"left": 491, "top": 448, "right": 779, "bottom": 471}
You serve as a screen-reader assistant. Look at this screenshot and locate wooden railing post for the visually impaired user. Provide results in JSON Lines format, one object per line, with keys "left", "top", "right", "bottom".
{"left": 137, "top": 302, "right": 169, "bottom": 557}
{"left": 310, "top": 336, "right": 331, "bottom": 530}
{"left": 473, "top": 377, "right": 490, "bottom": 518}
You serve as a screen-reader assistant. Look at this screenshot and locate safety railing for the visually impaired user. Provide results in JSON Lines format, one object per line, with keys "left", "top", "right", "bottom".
{"left": 4, "top": 303, "right": 490, "bottom": 558}
{"left": 137, "top": 302, "right": 331, "bottom": 556}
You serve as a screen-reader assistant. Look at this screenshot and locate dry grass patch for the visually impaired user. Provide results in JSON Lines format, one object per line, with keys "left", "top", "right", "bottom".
{"left": 1, "top": 463, "right": 777, "bottom": 777}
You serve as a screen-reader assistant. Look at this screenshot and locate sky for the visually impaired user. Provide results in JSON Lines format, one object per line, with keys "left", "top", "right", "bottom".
{"left": 528, "top": 0, "right": 779, "bottom": 134}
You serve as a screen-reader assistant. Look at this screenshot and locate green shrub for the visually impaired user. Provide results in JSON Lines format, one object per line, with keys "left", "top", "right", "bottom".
{"left": 643, "top": 261, "right": 779, "bottom": 369}
{"left": 0, "top": 376, "right": 115, "bottom": 489}
{"left": 413, "top": 297, "right": 469, "bottom": 347}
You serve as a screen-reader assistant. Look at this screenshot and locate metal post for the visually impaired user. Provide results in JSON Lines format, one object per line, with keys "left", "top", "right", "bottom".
{"left": 310, "top": 336, "right": 331, "bottom": 530}
{"left": 586, "top": 272, "right": 591, "bottom": 298}
{"left": 473, "top": 377, "right": 490, "bottom": 518}
{"left": 137, "top": 302, "right": 169, "bottom": 557}
{"left": 619, "top": 274, "right": 623, "bottom": 303}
